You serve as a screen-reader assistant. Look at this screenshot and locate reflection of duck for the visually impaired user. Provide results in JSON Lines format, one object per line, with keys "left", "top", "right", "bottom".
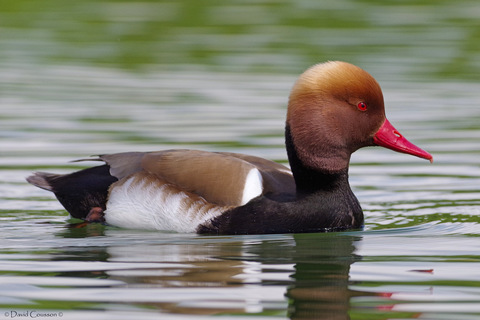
{"left": 101, "top": 232, "right": 361, "bottom": 318}
{"left": 286, "top": 234, "right": 360, "bottom": 320}
{"left": 27, "top": 61, "right": 432, "bottom": 234}
{"left": 103, "top": 236, "right": 288, "bottom": 316}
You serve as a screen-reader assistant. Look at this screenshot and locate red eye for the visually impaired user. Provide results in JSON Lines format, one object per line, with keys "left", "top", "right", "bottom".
{"left": 357, "top": 102, "right": 367, "bottom": 111}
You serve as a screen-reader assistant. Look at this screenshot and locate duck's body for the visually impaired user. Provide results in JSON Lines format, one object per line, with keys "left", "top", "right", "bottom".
{"left": 28, "top": 149, "right": 360, "bottom": 234}
{"left": 27, "top": 61, "right": 432, "bottom": 234}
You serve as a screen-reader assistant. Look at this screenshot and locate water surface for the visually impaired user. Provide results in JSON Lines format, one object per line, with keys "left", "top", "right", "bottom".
{"left": 1, "top": 0, "right": 480, "bottom": 319}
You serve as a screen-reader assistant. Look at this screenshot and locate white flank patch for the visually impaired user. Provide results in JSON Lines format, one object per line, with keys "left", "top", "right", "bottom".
{"left": 278, "top": 167, "right": 293, "bottom": 175}
{"left": 104, "top": 176, "right": 225, "bottom": 233}
{"left": 241, "top": 168, "right": 263, "bottom": 205}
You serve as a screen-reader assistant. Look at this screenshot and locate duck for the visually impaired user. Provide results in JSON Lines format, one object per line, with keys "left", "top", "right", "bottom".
{"left": 26, "top": 61, "right": 433, "bottom": 235}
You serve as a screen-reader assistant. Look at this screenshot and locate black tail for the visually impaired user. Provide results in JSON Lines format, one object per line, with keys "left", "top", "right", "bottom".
{"left": 27, "top": 165, "right": 118, "bottom": 219}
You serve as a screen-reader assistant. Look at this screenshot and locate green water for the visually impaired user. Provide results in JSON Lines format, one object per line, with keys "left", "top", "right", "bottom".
{"left": 1, "top": 0, "right": 480, "bottom": 319}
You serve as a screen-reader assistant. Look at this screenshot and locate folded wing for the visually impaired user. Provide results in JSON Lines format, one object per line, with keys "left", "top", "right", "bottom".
{"left": 100, "top": 149, "right": 295, "bottom": 207}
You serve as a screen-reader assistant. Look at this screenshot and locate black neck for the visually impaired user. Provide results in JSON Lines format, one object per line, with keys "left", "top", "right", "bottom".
{"left": 285, "top": 125, "right": 349, "bottom": 194}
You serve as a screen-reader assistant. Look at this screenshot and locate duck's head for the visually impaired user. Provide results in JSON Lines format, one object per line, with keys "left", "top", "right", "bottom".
{"left": 286, "top": 61, "right": 432, "bottom": 172}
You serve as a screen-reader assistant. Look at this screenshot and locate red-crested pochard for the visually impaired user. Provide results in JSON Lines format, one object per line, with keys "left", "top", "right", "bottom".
{"left": 27, "top": 61, "right": 432, "bottom": 234}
